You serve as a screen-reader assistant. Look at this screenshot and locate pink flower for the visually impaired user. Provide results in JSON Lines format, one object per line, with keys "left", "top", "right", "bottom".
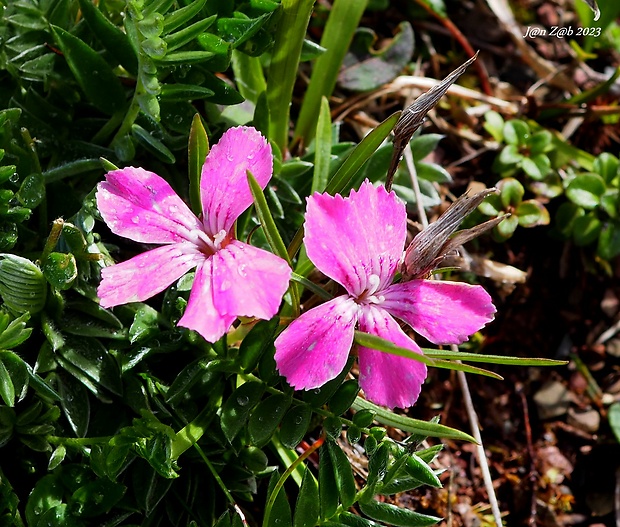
{"left": 96, "top": 126, "right": 291, "bottom": 342}
{"left": 274, "top": 181, "right": 496, "bottom": 409}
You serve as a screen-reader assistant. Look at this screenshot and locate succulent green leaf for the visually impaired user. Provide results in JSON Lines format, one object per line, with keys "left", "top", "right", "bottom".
{"left": 0, "top": 254, "right": 47, "bottom": 314}
{"left": 42, "top": 252, "right": 77, "bottom": 290}
{"left": 503, "top": 119, "right": 529, "bottom": 146}
{"left": 498, "top": 177, "right": 524, "bottom": 208}
{"left": 594, "top": 152, "right": 620, "bottom": 185}
{"left": 483, "top": 110, "right": 504, "bottom": 142}
{"left": 597, "top": 221, "right": 620, "bottom": 260}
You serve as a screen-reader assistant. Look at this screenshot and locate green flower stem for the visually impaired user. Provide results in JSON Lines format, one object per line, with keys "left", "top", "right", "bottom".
{"left": 266, "top": 0, "right": 315, "bottom": 153}
{"left": 40, "top": 219, "right": 64, "bottom": 263}
{"left": 263, "top": 435, "right": 324, "bottom": 527}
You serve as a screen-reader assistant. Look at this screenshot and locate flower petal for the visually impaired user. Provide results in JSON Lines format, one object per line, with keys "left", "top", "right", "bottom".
{"left": 211, "top": 241, "right": 291, "bottom": 320}
{"left": 178, "top": 259, "right": 237, "bottom": 342}
{"left": 98, "top": 243, "right": 203, "bottom": 307}
{"left": 382, "top": 280, "right": 496, "bottom": 345}
{"left": 201, "top": 126, "right": 272, "bottom": 235}
{"left": 357, "top": 305, "right": 427, "bottom": 409}
{"left": 305, "top": 180, "right": 406, "bottom": 297}
{"left": 97, "top": 167, "right": 203, "bottom": 244}
{"left": 274, "top": 296, "right": 359, "bottom": 390}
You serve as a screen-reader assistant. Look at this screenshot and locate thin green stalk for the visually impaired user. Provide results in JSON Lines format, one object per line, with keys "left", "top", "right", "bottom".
{"left": 170, "top": 403, "right": 215, "bottom": 459}
{"left": 294, "top": 0, "right": 369, "bottom": 144}
{"left": 263, "top": 435, "right": 324, "bottom": 527}
{"left": 266, "top": 0, "right": 315, "bottom": 153}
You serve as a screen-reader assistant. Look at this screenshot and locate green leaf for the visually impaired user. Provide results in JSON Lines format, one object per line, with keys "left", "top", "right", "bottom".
{"left": 267, "top": 0, "right": 316, "bottom": 150}
{"left": 17, "top": 173, "right": 45, "bottom": 208}
{"left": 609, "top": 402, "right": 620, "bottom": 444}
{"left": 528, "top": 130, "right": 553, "bottom": 155}
{"left": 410, "top": 133, "right": 444, "bottom": 161}
{"left": 160, "top": 84, "right": 215, "bottom": 102}
{"left": 497, "top": 144, "right": 523, "bottom": 166}
{"left": 597, "top": 221, "right": 620, "bottom": 260}
{"left": 0, "top": 352, "right": 29, "bottom": 406}
{"left": 221, "top": 381, "right": 265, "bottom": 442}
{"left": 566, "top": 173, "right": 606, "bottom": 209}
{"left": 498, "top": 177, "right": 524, "bottom": 208}
{"left": 57, "top": 373, "right": 90, "bottom": 437}
{"left": 42, "top": 252, "right": 77, "bottom": 290}
{"left": 483, "top": 110, "right": 504, "bottom": 142}
{"left": 294, "top": 468, "right": 320, "bottom": 527}
{"left": 48, "top": 445, "right": 66, "bottom": 471}
{"left": 359, "top": 500, "right": 442, "bottom": 527}
{"left": 131, "top": 124, "right": 175, "bottom": 164}
{"left": 51, "top": 26, "right": 126, "bottom": 115}
{"left": 166, "top": 15, "right": 217, "bottom": 51}
{"left": 162, "top": 0, "right": 207, "bottom": 33}
{"left": 69, "top": 479, "right": 126, "bottom": 517}
{"left": 25, "top": 474, "right": 63, "bottom": 527}
{"left": 319, "top": 444, "right": 340, "bottom": 519}
{"left": 326, "top": 440, "right": 356, "bottom": 510}
{"left": 188, "top": 114, "right": 209, "bottom": 215}
{"left": 76, "top": 0, "right": 138, "bottom": 75}
{"left": 516, "top": 200, "right": 550, "bottom": 227}
{"left": 279, "top": 404, "right": 312, "bottom": 449}
{"left": 0, "top": 359, "right": 15, "bottom": 407}
{"left": 312, "top": 97, "right": 333, "bottom": 194}
{"left": 421, "top": 349, "right": 567, "bottom": 366}
{"left": 56, "top": 336, "right": 122, "bottom": 396}
{"left": 238, "top": 317, "right": 278, "bottom": 373}
{"left": 495, "top": 214, "right": 519, "bottom": 239}
{"left": 248, "top": 394, "right": 291, "bottom": 447}
{"left": 555, "top": 202, "right": 585, "bottom": 238}
{"left": 0, "top": 313, "right": 33, "bottom": 349}
{"left": 294, "top": 0, "right": 369, "bottom": 142}
{"left": 354, "top": 331, "right": 435, "bottom": 367}
{"left": 265, "top": 471, "right": 293, "bottom": 527}
{"left": 416, "top": 161, "right": 452, "bottom": 184}
{"left": 324, "top": 112, "right": 401, "bottom": 195}
{"left": 503, "top": 119, "right": 529, "bottom": 146}
{"left": 329, "top": 379, "right": 360, "bottom": 415}
{"left": 0, "top": 254, "right": 47, "bottom": 314}
{"left": 353, "top": 398, "right": 476, "bottom": 442}
{"left": 573, "top": 212, "right": 602, "bottom": 246}
{"left": 594, "top": 152, "right": 620, "bottom": 185}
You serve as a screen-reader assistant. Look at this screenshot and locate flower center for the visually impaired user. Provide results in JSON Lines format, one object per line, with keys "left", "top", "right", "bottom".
{"left": 188, "top": 228, "right": 231, "bottom": 256}
{"left": 355, "top": 273, "right": 385, "bottom": 305}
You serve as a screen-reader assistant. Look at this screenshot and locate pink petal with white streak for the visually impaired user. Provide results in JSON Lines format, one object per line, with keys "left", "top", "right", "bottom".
{"left": 211, "top": 240, "right": 291, "bottom": 320}
{"left": 357, "top": 305, "right": 427, "bottom": 409}
{"left": 178, "top": 259, "right": 237, "bottom": 342}
{"left": 97, "top": 167, "right": 203, "bottom": 244}
{"left": 274, "top": 296, "right": 359, "bottom": 390}
{"left": 382, "top": 280, "right": 496, "bottom": 345}
{"left": 304, "top": 180, "right": 406, "bottom": 297}
{"left": 98, "top": 243, "right": 203, "bottom": 307}
{"left": 201, "top": 126, "right": 272, "bottom": 236}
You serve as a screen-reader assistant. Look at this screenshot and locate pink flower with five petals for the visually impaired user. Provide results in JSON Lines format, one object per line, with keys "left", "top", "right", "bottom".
{"left": 96, "top": 126, "right": 291, "bottom": 342}
{"left": 274, "top": 180, "right": 496, "bottom": 409}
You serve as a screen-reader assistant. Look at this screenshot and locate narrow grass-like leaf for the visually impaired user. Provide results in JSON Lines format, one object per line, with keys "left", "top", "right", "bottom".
{"left": 421, "top": 349, "right": 568, "bottom": 366}
{"left": 352, "top": 398, "right": 476, "bottom": 442}
{"left": 267, "top": 0, "right": 315, "bottom": 151}
{"left": 51, "top": 26, "right": 126, "bottom": 115}
{"left": 290, "top": 272, "right": 332, "bottom": 300}
{"left": 76, "top": 0, "right": 138, "bottom": 74}
{"left": 312, "top": 96, "right": 332, "bottom": 193}
{"left": 231, "top": 50, "right": 267, "bottom": 104}
{"left": 188, "top": 114, "right": 209, "bottom": 215}
{"left": 164, "top": 15, "right": 216, "bottom": 51}
{"left": 324, "top": 111, "right": 400, "bottom": 195}
{"left": 162, "top": 0, "right": 207, "bottom": 33}
{"left": 247, "top": 171, "right": 299, "bottom": 313}
{"left": 354, "top": 331, "right": 435, "bottom": 367}
{"left": 131, "top": 124, "right": 175, "bottom": 164}
{"left": 295, "top": 0, "right": 369, "bottom": 143}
